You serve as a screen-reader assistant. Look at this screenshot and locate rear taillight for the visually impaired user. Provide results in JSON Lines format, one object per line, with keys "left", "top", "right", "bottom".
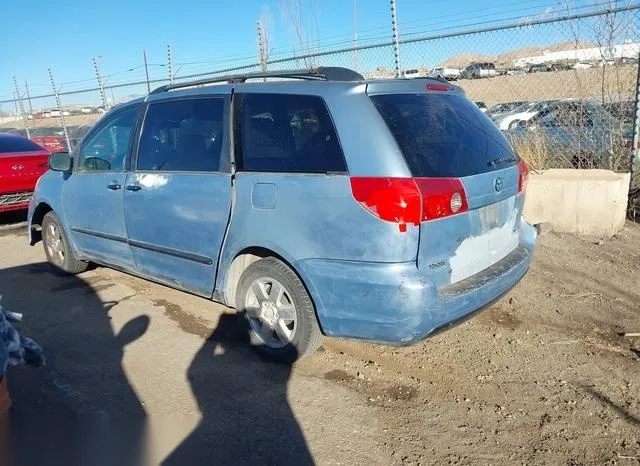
{"left": 350, "top": 178, "right": 422, "bottom": 232}
{"left": 414, "top": 178, "right": 469, "bottom": 221}
{"left": 518, "top": 159, "right": 529, "bottom": 193}
{"left": 350, "top": 177, "right": 468, "bottom": 231}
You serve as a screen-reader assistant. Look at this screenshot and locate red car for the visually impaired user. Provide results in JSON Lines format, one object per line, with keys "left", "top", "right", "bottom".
{"left": 0, "top": 132, "right": 50, "bottom": 213}
{"left": 29, "top": 127, "right": 67, "bottom": 152}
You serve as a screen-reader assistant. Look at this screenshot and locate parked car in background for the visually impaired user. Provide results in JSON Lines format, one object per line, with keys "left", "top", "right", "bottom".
{"left": 460, "top": 62, "right": 497, "bottom": 79}
{"left": 0, "top": 133, "right": 49, "bottom": 213}
{"left": 573, "top": 62, "right": 594, "bottom": 70}
{"left": 30, "top": 127, "right": 67, "bottom": 152}
{"left": 3, "top": 128, "right": 27, "bottom": 137}
{"left": 474, "top": 101, "right": 488, "bottom": 112}
{"left": 28, "top": 67, "right": 535, "bottom": 362}
{"left": 528, "top": 64, "right": 549, "bottom": 73}
{"left": 506, "top": 68, "right": 527, "bottom": 76}
{"left": 403, "top": 69, "right": 422, "bottom": 78}
{"left": 487, "top": 101, "right": 527, "bottom": 117}
{"left": 492, "top": 100, "right": 557, "bottom": 130}
{"left": 549, "top": 63, "right": 572, "bottom": 71}
{"left": 429, "top": 67, "right": 461, "bottom": 80}
{"left": 505, "top": 100, "right": 632, "bottom": 168}
{"left": 604, "top": 100, "right": 635, "bottom": 124}
{"left": 68, "top": 125, "right": 93, "bottom": 150}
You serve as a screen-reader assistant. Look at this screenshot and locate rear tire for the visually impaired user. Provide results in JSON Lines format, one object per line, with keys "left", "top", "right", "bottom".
{"left": 235, "top": 257, "right": 323, "bottom": 363}
{"left": 42, "top": 212, "right": 88, "bottom": 275}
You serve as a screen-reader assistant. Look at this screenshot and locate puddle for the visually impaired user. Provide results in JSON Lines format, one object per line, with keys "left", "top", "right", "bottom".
{"left": 324, "top": 369, "right": 355, "bottom": 382}
{"left": 153, "top": 298, "right": 212, "bottom": 338}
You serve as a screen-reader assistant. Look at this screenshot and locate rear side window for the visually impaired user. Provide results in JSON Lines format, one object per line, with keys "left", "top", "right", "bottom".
{"left": 370, "top": 93, "right": 518, "bottom": 178}
{"left": 235, "top": 93, "right": 346, "bottom": 173}
{"left": 137, "top": 98, "right": 225, "bottom": 172}
{"left": 0, "top": 136, "right": 43, "bottom": 153}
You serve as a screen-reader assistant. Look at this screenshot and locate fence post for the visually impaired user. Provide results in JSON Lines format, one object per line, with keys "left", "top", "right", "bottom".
{"left": 631, "top": 52, "right": 640, "bottom": 185}
{"left": 390, "top": 0, "right": 401, "bottom": 77}
{"left": 167, "top": 44, "right": 174, "bottom": 84}
{"left": 93, "top": 56, "right": 107, "bottom": 109}
{"left": 24, "top": 81, "right": 33, "bottom": 115}
{"left": 12, "top": 77, "right": 30, "bottom": 139}
{"left": 257, "top": 20, "right": 267, "bottom": 72}
{"left": 48, "top": 68, "right": 71, "bottom": 151}
{"left": 353, "top": 0, "right": 358, "bottom": 71}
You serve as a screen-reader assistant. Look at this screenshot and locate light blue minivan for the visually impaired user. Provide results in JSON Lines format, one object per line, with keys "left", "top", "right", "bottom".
{"left": 29, "top": 68, "right": 535, "bottom": 362}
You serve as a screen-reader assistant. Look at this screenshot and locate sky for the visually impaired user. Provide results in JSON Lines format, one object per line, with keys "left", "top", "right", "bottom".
{"left": 0, "top": 0, "right": 624, "bottom": 109}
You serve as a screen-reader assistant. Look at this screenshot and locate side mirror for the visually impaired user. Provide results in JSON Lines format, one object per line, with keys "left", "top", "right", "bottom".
{"left": 49, "top": 152, "right": 72, "bottom": 172}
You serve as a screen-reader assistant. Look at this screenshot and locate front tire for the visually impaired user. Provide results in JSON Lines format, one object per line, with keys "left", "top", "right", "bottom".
{"left": 42, "top": 212, "right": 88, "bottom": 275}
{"left": 236, "top": 257, "right": 323, "bottom": 363}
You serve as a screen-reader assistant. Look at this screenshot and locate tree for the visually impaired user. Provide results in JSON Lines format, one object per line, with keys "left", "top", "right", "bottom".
{"left": 279, "top": 0, "right": 319, "bottom": 67}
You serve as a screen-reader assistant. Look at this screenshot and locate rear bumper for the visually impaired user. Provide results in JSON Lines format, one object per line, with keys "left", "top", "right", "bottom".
{"left": 295, "top": 221, "right": 536, "bottom": 344}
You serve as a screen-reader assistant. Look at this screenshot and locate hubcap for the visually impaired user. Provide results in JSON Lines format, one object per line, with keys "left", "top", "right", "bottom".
{"left": 244, "top": 277, "right": 297, "bottom": 349}
{"left": 45, "top": 223, "right": 65, "bottom": 265}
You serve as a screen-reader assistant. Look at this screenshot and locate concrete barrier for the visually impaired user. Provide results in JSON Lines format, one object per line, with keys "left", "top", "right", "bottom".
{"left": 523, "top": 169, "right": 630, "bottom": 237}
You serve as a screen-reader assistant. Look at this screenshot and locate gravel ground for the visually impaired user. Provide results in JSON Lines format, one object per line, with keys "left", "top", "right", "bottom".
{"left": 0, "top": 218, "right": 638, "bottom": 465}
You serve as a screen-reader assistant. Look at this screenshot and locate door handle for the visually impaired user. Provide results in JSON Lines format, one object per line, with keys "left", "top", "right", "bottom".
{"left": 107, "top": 182, "right": 122, "bottom": 190}
{"left": 125, "top": 184, "right": 142, "bottom": 192}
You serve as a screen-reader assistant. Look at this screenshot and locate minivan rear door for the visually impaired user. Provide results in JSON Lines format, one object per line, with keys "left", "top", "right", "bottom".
{"left": 369, "top": 86, "right": 525, "bottom": 288}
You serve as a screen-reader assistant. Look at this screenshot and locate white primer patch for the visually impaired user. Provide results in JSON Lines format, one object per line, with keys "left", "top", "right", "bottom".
{"left": 448, "top": 206, "right": 520, "bottom": 284}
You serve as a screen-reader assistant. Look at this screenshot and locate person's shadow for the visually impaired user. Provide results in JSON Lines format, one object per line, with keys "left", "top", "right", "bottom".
{"left": 163, "top": 314, "right": 314, "bottom": 465}
{"left": 1, "top": 262, "right": 148, "bottom": 466}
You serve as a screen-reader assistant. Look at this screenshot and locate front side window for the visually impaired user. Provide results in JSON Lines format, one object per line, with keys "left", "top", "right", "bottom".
{"left": 78, "top": 107, "right": 138, "bottom": 171}
{"left": 235, "top": 93, "right": 346, "bottom": 173}
{"left": 137, "top": 98, "right": 225, "bottom": 172}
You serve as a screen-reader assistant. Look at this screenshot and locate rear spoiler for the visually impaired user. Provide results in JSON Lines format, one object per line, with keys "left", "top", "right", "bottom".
{"left": 366, "top": 78, "right": 464, "bottom": 96}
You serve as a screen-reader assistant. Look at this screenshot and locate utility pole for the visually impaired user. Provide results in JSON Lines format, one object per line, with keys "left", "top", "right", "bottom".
{"left": 390, "top": 0, "right": 401, "bottom": 78}
{"left": 93, "top": 56, "right": 108, "bottom": 109}
{"left": 257, "top": 20, "right": 267, "bottom": 72}
{"left": 12, "top": 92, "right": 18, "bottom": 115}
{"left": 143, "top": 49, "right": 151, "bottom": 93}
{"left": 630, "top": 51, "right": 640, "bottom": 186}
{"left": 24, "top": 80, "right": 33, "bottom": 115}
{"left": 48, "top": 68, "right": 71, "bottom": 151}
{"left": 167, "top": 43, "right": 174, "bottom": 84}
{"left": 12, "top": 77, "right": 30, "bottom": 138}
{"left": 353, "top": 0, "right": 358, "bottom": 71}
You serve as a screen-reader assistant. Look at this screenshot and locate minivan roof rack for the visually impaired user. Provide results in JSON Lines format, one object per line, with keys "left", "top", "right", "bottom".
{"left": 150, "top": 67, "right": 365, "bottom": 94}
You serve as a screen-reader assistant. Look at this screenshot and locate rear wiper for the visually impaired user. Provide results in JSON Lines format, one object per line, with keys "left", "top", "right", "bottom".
{"left": 487, "top": 156, "right": 517, "bottom": 167}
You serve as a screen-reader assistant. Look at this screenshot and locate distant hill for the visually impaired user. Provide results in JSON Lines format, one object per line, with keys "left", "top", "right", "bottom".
{"left": 439, "top": 41, "right": 597, "bottom": 68}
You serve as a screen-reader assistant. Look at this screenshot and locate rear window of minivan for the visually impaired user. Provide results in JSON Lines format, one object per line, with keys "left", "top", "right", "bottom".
{"left": 370, "top": 93, "right": 518, "bottom": 178}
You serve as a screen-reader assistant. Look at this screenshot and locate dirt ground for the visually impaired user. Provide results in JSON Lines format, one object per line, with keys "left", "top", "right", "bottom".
{"left": 0, "top": 113, "right": 100, "bottom": 130}
{"left": 0, "top": 214, "right": 638, "bottom": 465}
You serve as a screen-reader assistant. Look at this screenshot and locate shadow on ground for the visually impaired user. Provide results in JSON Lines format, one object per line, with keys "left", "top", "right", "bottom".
{"left": 163, "top": 315, "right": 313, "bottom": 465}
{"left": 580, "top": 385, "right": 640, "bottom": 428}
{"left": 1, "top": 262, "right": 312, "bottom": 465}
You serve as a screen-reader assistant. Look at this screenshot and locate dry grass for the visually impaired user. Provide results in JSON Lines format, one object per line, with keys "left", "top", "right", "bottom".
{"left": 0, "top": 113, "right": 101, "bottom": 130}
{"left": 510, "top": 133, "right": 574, "bottom": 171}
{"left": 458, "top": 65, "right": 636, "bottom": 107}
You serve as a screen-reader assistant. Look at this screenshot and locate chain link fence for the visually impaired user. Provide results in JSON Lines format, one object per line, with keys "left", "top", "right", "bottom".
{"left": 1, "top": 4, "right": 639, "bottom": 213}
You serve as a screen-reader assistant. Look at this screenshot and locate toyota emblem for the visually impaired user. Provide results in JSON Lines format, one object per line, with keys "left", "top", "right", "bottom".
{"left": 494, "top": 177, "right": 504, "bottom": 192}
{"left": 11, "top": 164, "right": 24, "bottom": 171}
